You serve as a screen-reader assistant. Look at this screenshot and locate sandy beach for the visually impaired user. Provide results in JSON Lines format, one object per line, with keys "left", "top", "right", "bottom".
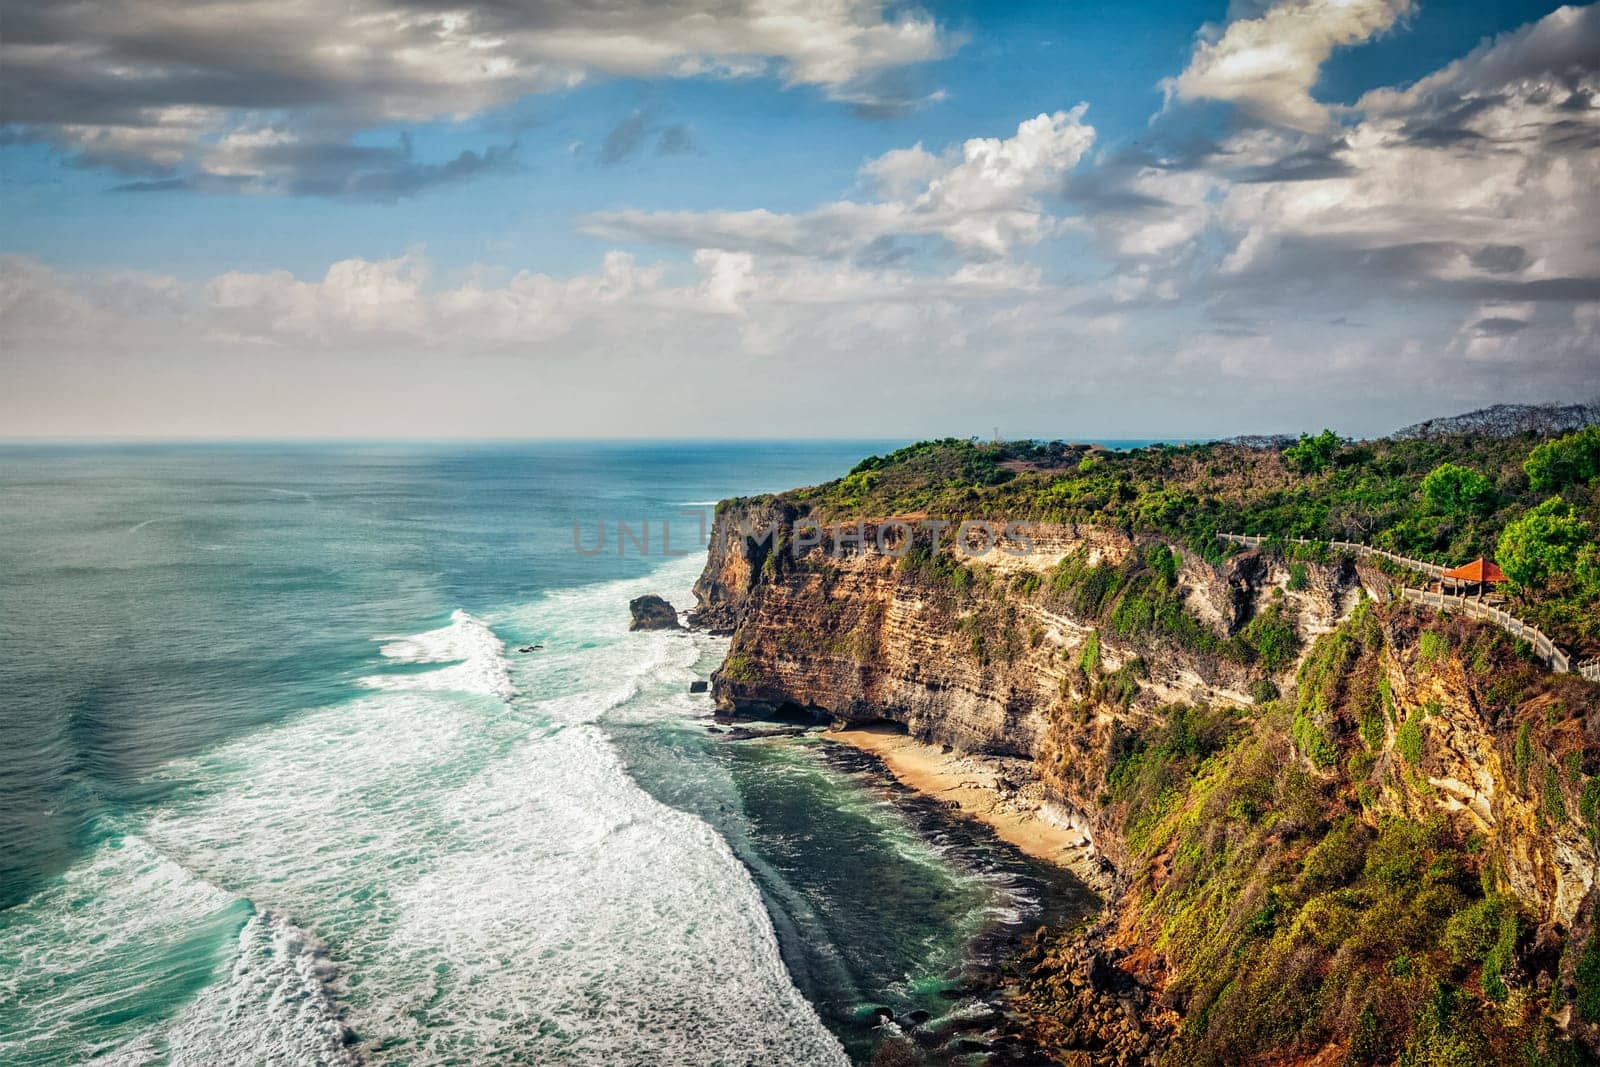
{"left": 823, "top": 724, "right": 1112, "bottom": 892}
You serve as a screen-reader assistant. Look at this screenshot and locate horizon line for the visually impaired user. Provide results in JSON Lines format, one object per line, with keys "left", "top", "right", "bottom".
{"left": 0, "top": 433, "right": 1212, "bottom": 447}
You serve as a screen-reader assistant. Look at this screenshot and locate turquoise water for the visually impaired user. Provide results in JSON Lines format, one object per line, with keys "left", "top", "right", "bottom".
{"left": 0, "top": 443, "right": 1091, "bottom": 1065}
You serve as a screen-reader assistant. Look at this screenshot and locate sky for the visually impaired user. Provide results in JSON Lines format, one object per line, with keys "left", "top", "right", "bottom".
{"left": 1, "top": 0, "right": 1596, "bottom": 440}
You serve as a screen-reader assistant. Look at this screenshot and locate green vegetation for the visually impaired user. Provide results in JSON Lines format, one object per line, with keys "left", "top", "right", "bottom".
{"left": 1577, "top": 901, "right": 1600, "bottom": 1023}
{"left": 1054, "top": 609, "right": 1600, "bottom": 1067}
{"left": 895, "top": 541, "right": 975, "bottom": 597}
{"left": 1497, "top": 497, "right": 1597, "bottom": 590}
{"left": 1397, "top": 710, "right": 1426, "bottom": 766}
{"left": 1026, "top": 542, "right": 1303, "bottom": 674}
{"left": 1516, "top": 722, "right": 1537, "bottom": 790}
{"left": 784, "top": 422, "right": 1600, "bottom": 653}
{"left": 1545, "top": 765, "right": 1569, "bottom": 824}
{"left": 1284, "top": 429, "right": 1342, "bottom": 474}
{"left": 1079, "top": 628, "right": 1101, "bottom": 675}
{"left": 1240, "top": 604, "right": 1301, "bottom": 672}
{"left": 720, "top": 653, "right": 760, "bottom": 683}
{"left": 1422, "top": 462, "right": 1497, "bottom": 516}
{"left": 1526, "top": 426, "right": 1600, "bottom": 493}
{"left": 1286, "top": 562, "right": 1310, "bottom": 591}
{"left": 1292, "top": 705, "right": 1338, "bottom": 767}
{"left": 1101, "top": 656, "right": 1147, "bottom": 708}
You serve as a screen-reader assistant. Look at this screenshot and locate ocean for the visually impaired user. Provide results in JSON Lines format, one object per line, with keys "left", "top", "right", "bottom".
{"left": 0, "top": 442, "right": 1091, "bottom": 1065}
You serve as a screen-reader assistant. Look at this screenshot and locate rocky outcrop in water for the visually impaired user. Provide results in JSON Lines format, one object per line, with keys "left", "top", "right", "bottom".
{"left": 628, "top": 594, "right": 681, "bottom": 631}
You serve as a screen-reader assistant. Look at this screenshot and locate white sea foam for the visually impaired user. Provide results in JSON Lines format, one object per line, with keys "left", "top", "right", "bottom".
{"left": 0, "top": 836, "right": 242, "bottom": 1064}
{"left": 0, "top": 837, "right": 355, "bottom": 1067}
{"left": 94, "top": 555, "right": 848, "bottom": 1065}
{"left": 160, "top": 910, "right": 357, "bottom": 1067}
{"left": 361, "top": 609, "right": 516, "bottom": 700}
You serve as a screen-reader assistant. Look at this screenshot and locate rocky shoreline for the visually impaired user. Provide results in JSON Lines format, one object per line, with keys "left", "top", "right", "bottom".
{"left": 693, "top": 710, "right": 1104, "bottom": 1065}
{"left": 823, "top": 724, "right": 1117, "bottom": 896}
{"left": 806, "top": 738, "right": 1103, "bottom": 1065}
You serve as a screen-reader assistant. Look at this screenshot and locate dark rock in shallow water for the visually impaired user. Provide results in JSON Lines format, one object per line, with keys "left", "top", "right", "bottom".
{"left": 628, "top": 594, "right": 682, "bottom": 631}
{"left": 688, "top": 680, "right": 708, "bottom": 693}
{"left": 722, "top": 725, "right": 809, "bottom": 742}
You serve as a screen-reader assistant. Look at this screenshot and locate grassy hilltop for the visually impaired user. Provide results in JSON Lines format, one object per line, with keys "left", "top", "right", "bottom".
{"left": 790, "top": 421, "right": 1600, "bottom": 657}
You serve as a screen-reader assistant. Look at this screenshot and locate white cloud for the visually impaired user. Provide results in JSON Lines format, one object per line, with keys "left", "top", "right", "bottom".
{"left": 1171, "top": 0, "right": 1412, "bottom": 131}
{"left": 3, "top": 0, "right": 952, "bottom": 188}
{"left": 0, "top": 256, "right": 191, "bottom": 349}
{"left": 587, "top": 108, "right": 1095, "bottom": 259}
{"left": 1087, "top": 4, "right": 1600, "bottom": 312}
{"left": 5, "top": 5, "right": 1598, "bottom": 439}
{"left": 1360, "top": 3, "right": 1600, "bottom": 113}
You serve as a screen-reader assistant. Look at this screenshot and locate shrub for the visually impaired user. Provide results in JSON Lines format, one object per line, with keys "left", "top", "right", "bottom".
{"left": 1421, "top": 462, "right": 1497, "bottom": 516}
{"left": 1012, "top": 572, "right": 1043, "bottom": 596}
{"left": 1417, "top": 630, "right": 1448, "bottom": 664}
{"left": 1287, "top": 562, "right": 1309, "bottom": 591}
{"left": 1243, "top": 608, "right": 1301, "bottom": 672}
{"left": 1284, "top": 429, "right": 1341, "bottom": 474}
{"left": 1102, "top": 657, "right": 1147, "bottom": 707}
{"left": 1577, "top": 909, "right": 1600, "bottom": 1023}
{"left": 1496, "top": 497, "right": 1594, "bottom": 589}
{"left": 1292, "top": 708, "right": 1338, "bottom": 768}
{"left": 1515, "top": 722, "right": 1535, "bottom": 789}
{"left": 1443, "top": 896, "right": 1502, "bottom": 964}
{"left": 1581, "top": 776, "right": 1600, "bottom": 830}
{"left": 1079, "top": 629, "right": 1101, "bottom": 675}
{"left": 1481, "top": 908, "right": 1523, "bottom": 1002}
{"left": 1440, "top": 892, "right": 1524, "bottom": 1001}
{"left": 1147, "top": 543, "right": 1180, "bottom": 586}
{"left": 1249, "top": 678, "right": 1280, "bottom": 705}
{"left": 1301, "top": 816, "right": 1367, "bottom": 889}
{"left": 1525, "top": 426, "right": 1600, "bottom": 492}
{"left": 1347, "top": 1003, "right": 1384, "bottom": 1065}
{"left": 1545, "top": 765, "right": 1569, "bottom": 823}
{"left": 1397, "top": 712, "right": 1426, "bottom": 766}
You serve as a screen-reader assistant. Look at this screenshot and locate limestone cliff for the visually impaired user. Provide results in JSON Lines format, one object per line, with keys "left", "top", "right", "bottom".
{"left": 694, "top": 498, "right": 1600, "bottom": 1064}
{"left": 696, "top": 504, "right": 1365, "bottom": 859}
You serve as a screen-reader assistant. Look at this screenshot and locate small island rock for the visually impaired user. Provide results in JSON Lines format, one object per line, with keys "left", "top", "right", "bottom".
{"left": 628, "top": 594, "right": 682, "bottom": 631}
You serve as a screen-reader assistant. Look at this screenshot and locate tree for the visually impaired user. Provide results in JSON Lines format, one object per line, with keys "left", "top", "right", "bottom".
{"left": 1495, "top": 497, "right": 1594, "bottom": 588}
{"left": 1581, "top": 545, "right": 1600, "bottom": 594}
{"left": 1420, "top": 463, "right": 1496, "bottom": 516}
{"left": 1284, "top": 430, "right": 1341, "bottom": 474}
{"left": 1525, "top": 426, "right": 1600, "bottom": 492}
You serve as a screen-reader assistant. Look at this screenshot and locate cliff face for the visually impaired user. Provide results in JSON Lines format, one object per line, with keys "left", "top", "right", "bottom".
{"left": 696, "top": 502, "right": 1369, "bottom": 859}
{"left": 695, "top": 499, "right": 1600, "bottom": 1064}
{"left": 1374, "top": 616, "right": 1597, "bottom": 930}
{"left": 702, "top": 516, "right": 1135, "bottom": 754}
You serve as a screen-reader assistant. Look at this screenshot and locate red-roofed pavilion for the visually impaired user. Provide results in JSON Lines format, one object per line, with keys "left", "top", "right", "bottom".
{"left": 1441, "top": 557, "right": 1508, "bottom": 599}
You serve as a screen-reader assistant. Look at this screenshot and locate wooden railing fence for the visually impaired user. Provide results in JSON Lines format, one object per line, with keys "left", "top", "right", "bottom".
{"left": 1219, "top": 533, "right": 1582, "bottom": 676}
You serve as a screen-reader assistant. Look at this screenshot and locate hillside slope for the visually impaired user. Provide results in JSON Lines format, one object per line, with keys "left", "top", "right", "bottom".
{"left": 693, "top": 426, "right": 1600, "bottom": 1065}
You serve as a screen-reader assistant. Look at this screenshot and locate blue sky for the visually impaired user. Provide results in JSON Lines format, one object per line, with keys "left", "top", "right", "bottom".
{"left": 1, "top": 0, "right": 1595, "bottom": 438}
